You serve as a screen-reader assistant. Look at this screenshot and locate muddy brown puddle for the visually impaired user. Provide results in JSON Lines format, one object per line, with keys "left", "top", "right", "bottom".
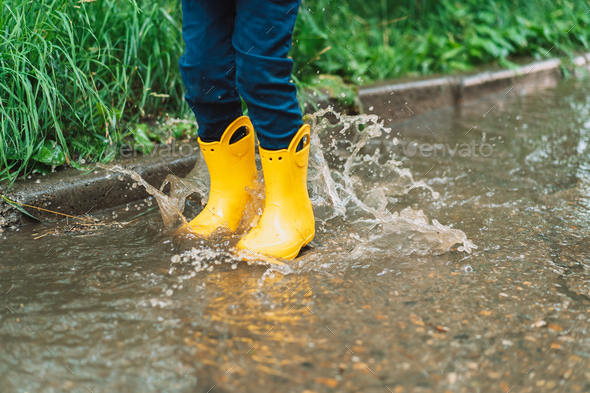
{"left": 2, "top": 77, "right": 590, "bottom": 392}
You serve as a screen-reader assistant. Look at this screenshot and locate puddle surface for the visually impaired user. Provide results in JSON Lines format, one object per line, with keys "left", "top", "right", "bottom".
{"left": 2, "top": 78, "right": 590, "bottom": 392}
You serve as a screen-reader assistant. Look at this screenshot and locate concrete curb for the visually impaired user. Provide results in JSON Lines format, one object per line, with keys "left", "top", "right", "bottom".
{"left": 359, "top": 54, "right": 590, "bottom": 124}
{"left": 1, "top": 149, "right": 198, "bottom": 228}
{"left": 2, "top": 54, "right": 590, "bottom": 229}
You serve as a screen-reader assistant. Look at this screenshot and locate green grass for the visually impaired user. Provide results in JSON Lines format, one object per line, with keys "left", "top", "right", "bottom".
{"left": 294, "top": 0, "right": 590, "bottom": 83}
{"left": 2, "top": 0, "right": 590, "bottom": 184}
{"left": 0, "top": 0, "right": 187, "bottom": 184}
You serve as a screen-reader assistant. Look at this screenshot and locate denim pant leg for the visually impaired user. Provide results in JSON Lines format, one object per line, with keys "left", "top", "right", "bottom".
{"left": 179, "top": 0, "right": 243, "bottom": 142}
{"left": 234, "top": 0, "right": 303, "bottom": 150}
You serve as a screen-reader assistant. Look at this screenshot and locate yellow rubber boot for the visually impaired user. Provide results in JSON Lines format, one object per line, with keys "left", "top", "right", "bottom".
{"left": 186, "top": 116, "right": 256, "bottom": 236}
{"left": 237, "top": 124, "right": 315, "bottom": 259}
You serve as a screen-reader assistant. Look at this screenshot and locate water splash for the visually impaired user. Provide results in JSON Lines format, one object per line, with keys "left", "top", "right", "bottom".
{"left": 101, "top": 107, "right": 476, "bottom": 271}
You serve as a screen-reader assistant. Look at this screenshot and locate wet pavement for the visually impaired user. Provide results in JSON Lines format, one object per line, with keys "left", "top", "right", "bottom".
{"left": 1, "top": 77, "right": 590, "bottom": 392}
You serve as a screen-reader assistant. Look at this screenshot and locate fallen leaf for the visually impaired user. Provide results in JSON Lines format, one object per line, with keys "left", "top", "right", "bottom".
{"left": 352, "top": 362, "right": 368, "bottom": 370}
{"left": 315, "top": 378, "right": 338, "bottom": 388}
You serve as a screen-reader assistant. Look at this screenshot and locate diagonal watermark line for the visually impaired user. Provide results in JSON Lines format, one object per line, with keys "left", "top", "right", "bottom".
{"left": 365, "top": 365, "right": 375, "bottom": 375}
{"left": 326, "top": 26, "right": 334, "bottom": 35}
{"left": 45, "top": 246, "right": 55, "bottom": 255}
{"left": 65, "top": 366, "right": 75, "bottom": 375}
{"left": 545, "top": 345, "right": 554, "bottom": 355}
{"left": 405, "top": 105, "right": 414, "bottom": 115}
{"left": 225, "top": 65, "right": 234, "bottom": 75}
{"left": 346, "top": 45, "right": 354, "bottom": 55}
{"left": 566, "top": 26, "right": 574, "bottom": 34}
{"left": 265, "top": 326, "right": 274, "bottom": 335}
{"left": 565, "top": 325, "right": 574, "bottom": 335}
{"left": 326, "top": 326, "right": 335, "bottom": 335}
{"left": 425, "top": 125, "right": 434, "bottom": 134}
{"left": 284, "top": 286, "right": 295, "bottom": 295}
{"left": 205, "top": 86, "right": 214, "bottom": 95}
{"left": 545, "top": 46, "right": 554, "bottom": 55}
{"left": 86, "top": 387, "right": 94, "bottom": 393}
{"left": 5, "top": 284, "right": 14, "bottom": 295}
{"left": 526, "top": 365, "right": 535, "bottom": 374}
{"left": 304, "top": 286, "right": 314, "bottom": 295}
{"left": 525, "top": 66, "right": 535, "bottom": 75}
{"left": 46, "top": 346, "right": 56, "bottom": 355}
{"left": 366, "top": 66, "right": 375, "bottom": 75}
{"left": 266, "top": 26, "right": 274, "bottom": 34}
{"left": 484, "top": 106, "right": 495, "bottom": 116}
{"left": 505, "top": 86, "right": 514, "bottom": 95}
{"left": 485, "top": 186, "right": 495, "bottom": 195}
{"left": 286, "top": 5, "right": 294, "bottom": 14}
{"left": 246, "top": 346, "right": 254, "bottom": 354}
{"left": 425, "top": 166, "right": 435, "bottom": 175}
{"left": 246, "top": 46, "right": 255, "bottom": 54}
{"left": 85, "top": 205, "right": 96, "bottom": 215}
{"left": 285, "top": 306, "right": 294, "bottom": 315}
{"left": 26, "top": 326, "right": 35, "bottom": 335}
{"left": 346, "top": 345, "right": 355, "bottom": 355}
{"left": 506, "top": 386, "right": 514, "bottom": 393}
{"left": 385, "top": 86, "right": 394, "bottom": 95}
{"left": 306, "top": 306, "right": 315, "bottom": 315}
{"left": 105, "top": 186, "right": 115, "bottom": 195}
{"left": 466, "top": 166, "right": 475, "bottom": 175}
{"left": 226, "top": 366, "right": 234, "bottom": 375}
{"left": 306, "top": 6, "right": 314, "bottom": 13}
{"left": 6, "top": 306, "right": 14, "bottom": 314}
{"left": 466, "top": 126, "right": 475, "bottom": 134}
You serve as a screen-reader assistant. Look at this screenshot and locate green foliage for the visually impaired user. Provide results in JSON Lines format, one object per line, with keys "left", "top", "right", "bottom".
{"left": 129, "top": 124, "right": 154, "bottom": 154}
{"left": 293, "top": 0, "right": 590, "bottom": 83}
{"left": 34, "top": 140, "right": 66, "bottom": 166}
{"left": 2, "top": 0, "right": 590, "bottom": 184}
{"left": 0, "top": 0, "right": 185, "bottom": 184}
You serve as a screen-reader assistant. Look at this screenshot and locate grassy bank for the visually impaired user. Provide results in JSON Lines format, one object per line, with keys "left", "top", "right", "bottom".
{"left": 1, "top": 0, "right": 187, "bottom": 184}
{"left": 2, "top": 0, "right": 590, "bottom": 184}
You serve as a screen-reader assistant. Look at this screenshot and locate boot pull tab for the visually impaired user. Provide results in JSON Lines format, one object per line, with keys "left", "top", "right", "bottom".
{"left": 290, "top": 124, "right": 311, "bottom": 168}
{"left": 222, "top": 116, "right": 254, "bottom": 157}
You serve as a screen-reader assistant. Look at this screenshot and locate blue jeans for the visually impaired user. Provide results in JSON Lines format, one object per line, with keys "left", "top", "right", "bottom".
{"left": 179, "top": 0, "right": 303, "bottom": 150}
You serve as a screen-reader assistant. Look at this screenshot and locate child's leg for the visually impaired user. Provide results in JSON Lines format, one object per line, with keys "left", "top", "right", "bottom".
{"left": 233, "top": 0, "right": 303, "bottom": 150}
{"left": 233, "top": 0, "right": 314, "bottom": 260}
{"left": 179, "top": 0, "right": 242, "bottom": 142}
